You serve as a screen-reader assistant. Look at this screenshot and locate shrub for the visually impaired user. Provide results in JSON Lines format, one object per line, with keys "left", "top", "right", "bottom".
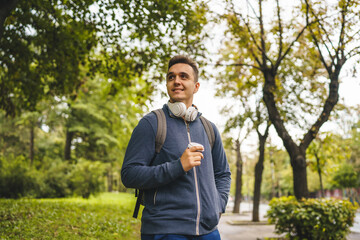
{"left": 37, "top": 160, "right": 72, "bottom": 198}
{"left": 0, "top": 155, "right": 37, "bottom": 198}
{"left": 68, "top": 159, "right": 106, "bottom": 198}
{"left": 332, "top": 163, "right": 358, "bottom": 189}
{"left": 267, "top": 196, "right": 358, "bottom": 240}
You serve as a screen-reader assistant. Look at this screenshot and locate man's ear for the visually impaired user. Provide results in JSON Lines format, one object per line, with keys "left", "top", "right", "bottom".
{"left": 194, "top": 82, "right": 200, "bottom": 93}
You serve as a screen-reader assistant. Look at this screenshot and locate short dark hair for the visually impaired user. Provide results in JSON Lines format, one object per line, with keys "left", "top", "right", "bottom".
{"left": 167, "top": 55, "right": 199, "bottom": 82}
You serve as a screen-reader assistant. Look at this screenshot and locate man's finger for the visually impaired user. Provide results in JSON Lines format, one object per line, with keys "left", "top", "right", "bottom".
{"left": 189, "top": 146, "right": 204, "bottom": 152}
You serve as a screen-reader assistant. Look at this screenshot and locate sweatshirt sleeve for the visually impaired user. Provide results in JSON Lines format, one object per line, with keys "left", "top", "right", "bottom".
{"left": 121, "top": 116, "right": 186, "bottom": 190}
{"left": 211, "top": 123, "right": 231, "bottom": 213}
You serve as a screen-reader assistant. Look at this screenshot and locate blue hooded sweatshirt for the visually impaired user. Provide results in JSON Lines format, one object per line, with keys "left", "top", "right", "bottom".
{"left": 121, "top": 104, "right": 231, "bottom": 236}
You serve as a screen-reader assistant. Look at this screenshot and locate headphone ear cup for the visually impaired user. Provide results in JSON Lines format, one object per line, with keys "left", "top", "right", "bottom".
{"left": 185, "top": 106, "right": 198, "bottom": 122}
{"left": 168, "top": 101, "right": 187, "bottom": 117}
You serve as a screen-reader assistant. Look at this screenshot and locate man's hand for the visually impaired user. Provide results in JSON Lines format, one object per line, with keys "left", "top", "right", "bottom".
{"left": 180, "top": 146, "right": 204, "bottom": 172}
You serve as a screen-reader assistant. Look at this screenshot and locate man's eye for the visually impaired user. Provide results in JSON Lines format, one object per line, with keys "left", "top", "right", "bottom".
{"left": 168, "top": 75, "right": 175, "bottom": 80}
{"left": 180, "top": 74, "right": 188, "bottom": 79}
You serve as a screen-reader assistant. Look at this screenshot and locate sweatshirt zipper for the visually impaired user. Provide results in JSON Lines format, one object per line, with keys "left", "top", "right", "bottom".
{"left": 153, "top": 189, "right": 157, "bottom": 205}
{"left": 185, "top": 120, "right": 201, "bottom": 236}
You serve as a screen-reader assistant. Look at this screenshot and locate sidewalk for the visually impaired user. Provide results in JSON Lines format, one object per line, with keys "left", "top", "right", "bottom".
{"left": 218, "top": 210, "right": 283, "bottom": 240}
{"left": 218, "top": 203, "right": 360, "bottom": 240}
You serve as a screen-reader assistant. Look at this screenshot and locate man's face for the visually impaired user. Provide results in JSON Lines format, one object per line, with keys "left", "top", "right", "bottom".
{"left": 166, "top": 63, "right": 200, "bottom": 107}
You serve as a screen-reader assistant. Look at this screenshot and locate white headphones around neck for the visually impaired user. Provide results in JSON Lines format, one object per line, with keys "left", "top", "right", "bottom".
{"left": 167, "top": 101, "right": 198, "bottom": 122}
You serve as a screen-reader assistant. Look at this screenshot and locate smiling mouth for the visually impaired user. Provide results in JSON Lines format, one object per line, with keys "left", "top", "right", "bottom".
{"left": 172, "top": 89, "right": 184, "bottom": 92}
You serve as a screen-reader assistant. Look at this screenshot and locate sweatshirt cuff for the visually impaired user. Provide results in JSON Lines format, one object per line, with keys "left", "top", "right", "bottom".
{"left": 167, "top": 158, "right": 186, "bottom": 180}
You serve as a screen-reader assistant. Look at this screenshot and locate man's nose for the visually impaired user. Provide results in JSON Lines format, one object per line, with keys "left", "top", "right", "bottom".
{"left": 174, "top": 75, "right": 181, "bottom": 84}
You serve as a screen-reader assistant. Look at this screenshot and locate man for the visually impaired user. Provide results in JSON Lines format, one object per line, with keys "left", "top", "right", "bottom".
{"left": 121, "top": 55, "right": 231, "bottom": 240}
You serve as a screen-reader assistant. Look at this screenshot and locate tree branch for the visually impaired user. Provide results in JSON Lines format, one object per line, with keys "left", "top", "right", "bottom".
{"left": 214, "top": 62, "right": 262, "bottom": 70}
{"left": 346, "top": 45, "right": 360, "bottom": 58}
{"left": 305, "top": 0, "right": 331, "bottom": 75}
{"left": 301, "top": 75, "right": 340, "bottom": 150}
{"left": 275, "top": 22, "right": 307, "bottom": 70}
{"left": 305, "top": 0, "right": 336, "bottom": 69}
{"left": 276, "top": 0, "right": 283, "bottom": 60}
{"left": 230, "top": 0, "right": 272, "bottom": 67}
{"left": 336, "top": 0, "right": 349, "bottom": 61}
{"left": 259, "top": 0, "right": 272, "bottom": 68}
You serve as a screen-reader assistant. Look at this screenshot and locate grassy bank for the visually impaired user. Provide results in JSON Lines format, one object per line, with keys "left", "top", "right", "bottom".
{"left": 0, "top": 192, "right": 141, "bottom": 239}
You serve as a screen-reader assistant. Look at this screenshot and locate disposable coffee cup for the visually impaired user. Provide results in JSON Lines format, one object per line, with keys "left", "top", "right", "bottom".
{"left": 188, "top": 142, "right": 204, "bottom": 152}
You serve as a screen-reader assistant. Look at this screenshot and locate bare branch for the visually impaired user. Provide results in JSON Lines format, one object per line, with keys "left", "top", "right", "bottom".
{"left": 259, "top": 0, "right": 272, "bottom": 68}
{"left": 231, "top": 9, "right": 263, "bottom": 59}
{"left": 276, "top": 0, "right": 283, "bottom": 60}
{"left": 304, "top": 0, "right": 331, "bottom": 75}
{"left": 275, "top": 20, "right": 312, "bottom": 70}
{"left": 246, "top": 0, "right": 260, "bottom": 22}
{"left": 336, "top": 0, "right": 350, "bottom": 60}
{"left": 345, "top": 27, "right": 360, "bottom": 45}
{"left": 213, "top": 62, "right": 262, "bottom": 70}
{"left": 230, "top": 0, "right": 273, "bottom": 67}
{"left": 308, "top": 6, "right": 336, "bottom": 64}
{"left": 346, "top": 45, "right": 360, "bottom": 58}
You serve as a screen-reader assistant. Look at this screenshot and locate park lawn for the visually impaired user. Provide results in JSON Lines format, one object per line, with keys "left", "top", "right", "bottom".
{"left": 0, "top": 192, "right": 141, "bottom": 239}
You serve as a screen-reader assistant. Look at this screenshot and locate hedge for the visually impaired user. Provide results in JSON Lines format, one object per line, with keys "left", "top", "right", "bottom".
{"left": 267, "top": 196, "right": 358, "bottom": 240}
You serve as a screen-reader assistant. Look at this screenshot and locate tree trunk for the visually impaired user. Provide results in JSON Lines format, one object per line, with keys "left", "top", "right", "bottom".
{"left": 263, "top": 72, "right": 309, "bottom": 199}
{"left": 64, "top": 129, "right": 74, "bottom": 161}
{"left": 107, "top": 169, "right": 113, "bottom": 192}
{"left": 270, "top": 161, "right": 276, "bottom": 199}
{"left": 252, "top": 133, "right": 267, "bottom": 222}
{"left": 233, "top": 139, "right": 243, "bottom": 214}
{"left": 29, "top": 125, "right": 34, "bottom": 166}
{"left": 291, "top": 153, "right": 309, "bottom": 199}
{"left": 315, "top": 154, "right": 325, "bottom": 198}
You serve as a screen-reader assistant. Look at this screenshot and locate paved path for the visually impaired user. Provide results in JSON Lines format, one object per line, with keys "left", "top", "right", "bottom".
{"left": 217, "top": 202, "right": 360, "bottom": 240}
{"left": 218, "top": 214, "right": 280, "bottom": 240}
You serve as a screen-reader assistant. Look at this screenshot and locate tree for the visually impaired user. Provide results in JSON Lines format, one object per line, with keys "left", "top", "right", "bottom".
{"left": 332, "top": 163, "right": 358, "bottom": 202}
{"left": 0, "top": 0, "right": 98, "bottom": 116}
{"left": 262, "top": 146, "right": 293, "bottom": 199}
{"left": 252, "top": 111, "right": 270, "bottom": 221}
{"left": 220, "top": 0, "right": 360, "bottom": 199}
{"left": 16, "top": 111, "right": 41, "bottom": 165}
{"left": 307, "top": 133, "right": 351, "bottom": 197}
{"left": 222, "top": 112, "right": 251, "bottom": 213}
{"left": 1, "top": 0, "right": 209, "bottom": 170}
{"left": 217, "top": 41, "right": 271, "bottom": 220}
{"left": 298, "top": 0, "right": 360, "bottom": 197}
{"left": 0, "top": 0, "right": 208, "bottom": 117}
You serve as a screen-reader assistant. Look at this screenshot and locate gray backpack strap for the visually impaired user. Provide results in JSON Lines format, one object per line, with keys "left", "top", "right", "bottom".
{"left": 133, "top": 109, "right": 166, "bottom": 219}
{"left": 200, "top": 116, "right": 215, "bottom": 149}
{"left": 152, "top": 109, "right": 166, "bottom": 154}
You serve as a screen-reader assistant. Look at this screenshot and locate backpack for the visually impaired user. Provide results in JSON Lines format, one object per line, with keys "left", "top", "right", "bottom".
{"left": 132, "top": 108, "right": 215, "bottom": 218}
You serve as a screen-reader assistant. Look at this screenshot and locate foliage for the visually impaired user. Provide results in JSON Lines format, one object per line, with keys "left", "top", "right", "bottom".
{"left": 37, "top": 160, "right": 72, "bottom": 198}
{"left": 348, "top": 118, "right": 360, "bottom": 166}
{"left": 261, "top": 146, "right": 293, "bottom": 199}
{"left": 68, "top": 159, "right": 106, "bottom": 199}
{"left": 0, "top": 0, "right": 208, "bottom": 116}
{"left": 0, "top": 155, "right": 37, "bottom": 198}
{"left": 332, "top": 163, "right": 358, "bottom": 189}
{"left": 267, "top": 196, "right": 358, "bottom": 240}
{"left": 0, "top": 0, "right": 98, "bottom": 115}
{"left": 0, "top": 155, "right": 107, "bottom": 199}
{"left": 0, "top": 192, "right": 140, "bottom": 239}
{"left": 1, "top": 0, "right": 210, "bottom": 199}
{"left": 306, "top": 133, "right": 352, "bottom": 193}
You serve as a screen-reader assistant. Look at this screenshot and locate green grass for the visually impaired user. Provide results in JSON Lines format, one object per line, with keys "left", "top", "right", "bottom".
{"left": 0, "top": 192, "right": 141, "bottom": 239}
